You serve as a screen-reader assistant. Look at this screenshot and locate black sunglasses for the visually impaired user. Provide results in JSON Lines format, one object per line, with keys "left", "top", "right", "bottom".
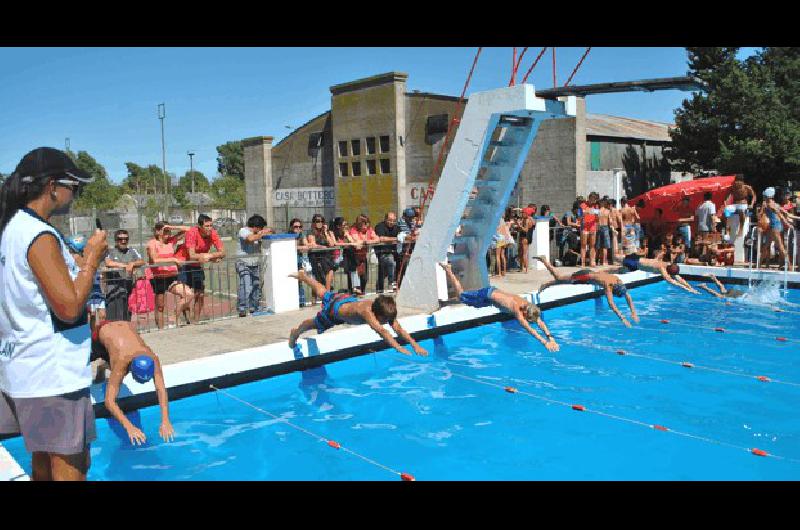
{"left": 55, "top": 179, "right": 82, "bottom": 197}
{"left": 116, "top": 238, "right": 129, "bottom": 242}
{"left": 292, "top": 225, "right": 303, "bottom": 229}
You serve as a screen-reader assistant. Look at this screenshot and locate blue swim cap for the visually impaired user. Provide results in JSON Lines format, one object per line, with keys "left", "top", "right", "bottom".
{"left": 612, "top": 283, "right": 627, "bottom": 297}
{"left": 131, "top": 355, "right": 155, "bottom": 384}
{"left": 65, "top": 235, "right": 86, "bottom": 253}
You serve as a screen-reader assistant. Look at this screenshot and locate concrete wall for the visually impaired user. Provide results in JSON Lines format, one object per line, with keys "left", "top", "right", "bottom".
{"left": 270, "top": 113, "right": 335, "bottom": 230}
{"left": 331, "top": 73, "right": 406, "bottom": 224}
{"left": 243, "top": 136, "right": 273, "bottom": 225}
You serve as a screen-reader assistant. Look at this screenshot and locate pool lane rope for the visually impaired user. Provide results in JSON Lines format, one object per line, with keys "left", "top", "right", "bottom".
{"left": 645, "top": 319, "right": 796, "bottom": 344}
{"left": 375, "top": 352, "right": 800, "bottom": 465}
{"left": 209, "top": 385, "right": 415, "bottom": 481}
{"left": 555, "top": 336, "right": 800, "bottom": 389}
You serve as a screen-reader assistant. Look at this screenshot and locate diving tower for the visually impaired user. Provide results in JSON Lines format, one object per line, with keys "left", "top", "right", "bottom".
{"left": 396, "top": 84, "right": 576, "bottom": 312}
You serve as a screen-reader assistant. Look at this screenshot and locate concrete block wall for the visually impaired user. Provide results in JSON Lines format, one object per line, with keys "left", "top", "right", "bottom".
{"left": 243, "top": 136, "right": 273, "bottom": 225}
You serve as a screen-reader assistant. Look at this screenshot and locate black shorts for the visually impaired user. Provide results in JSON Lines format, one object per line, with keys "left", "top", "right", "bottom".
{"left": 179, "top": 265, "right": 205, "bottom": 291}
{"left": 150, "top": 276, "right": 176, "bottom": 296}
{"left": 309, "top": 254, "right": 336, "bottom": 281}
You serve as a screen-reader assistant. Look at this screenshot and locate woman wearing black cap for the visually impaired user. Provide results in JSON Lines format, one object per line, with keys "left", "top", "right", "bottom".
{"left": 0, "top": 147, "right": 107, "bottom": 481}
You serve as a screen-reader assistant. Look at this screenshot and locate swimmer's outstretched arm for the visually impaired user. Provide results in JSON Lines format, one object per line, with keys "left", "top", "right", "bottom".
{"left": 105, "top": 366, "right": 147, "bottom": 446}
{"left": 709, "top": 275, "right": 728, "bottom": 294}
{"left": 390, "top": 320, "right": 428, "bottom": 357}
{"left": 696, "top": 283, "right": 724, "bottom": 299}
{"left": 673, "top": 274, "right": 699, "bottom": 294}
{"left": 660, "top": 268, "right": 699, "bottom": 294}
{"left": 151, "top": 356, "right": 174, "bottom": 443}
{"left": 624, "top": 292, "right": 639, "bottom": 323}
{"left": 362, "top": 311, "right": 415, "bottom": 356}
{"left": 604, "top": 286, "right": 631, "bottom": 328}
{"left": 515, "top": 312, "right": 558, "bottom": 352}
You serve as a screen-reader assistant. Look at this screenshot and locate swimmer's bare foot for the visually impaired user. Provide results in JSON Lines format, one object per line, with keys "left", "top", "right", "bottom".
{"left": 288, "top": 327, "right": 301, "bottom": 348}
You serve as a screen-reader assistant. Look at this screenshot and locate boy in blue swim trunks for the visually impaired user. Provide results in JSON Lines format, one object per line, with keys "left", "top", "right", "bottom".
{"left": 288, "top": 270, "right": 428, "bottom": 357}
{"left": 438, "top": 262, "right": 559, "bottom": 352}
{"left": 534, "top": 256, "right": 639, "bottom": 328}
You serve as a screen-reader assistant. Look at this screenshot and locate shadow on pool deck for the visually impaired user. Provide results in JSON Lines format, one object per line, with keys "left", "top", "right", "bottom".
{"left": 136, "top": 266, "right": 586, "bottom": 368}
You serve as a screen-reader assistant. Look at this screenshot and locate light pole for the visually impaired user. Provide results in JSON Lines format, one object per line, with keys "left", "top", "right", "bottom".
{"left": 188, "top": 151, "right": 195, "bottom": 219}
{"left": 157, "top": 103, "right": 168, "bottom": 217}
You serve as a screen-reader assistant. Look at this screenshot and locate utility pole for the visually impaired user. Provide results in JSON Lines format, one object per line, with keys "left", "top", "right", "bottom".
{"left": 65, "top": 137, "right": 70, "bottom": 153}
{"left": 188, "top": 151, "right": 195, "bottom": 219}
{"left": 158, "top": 103, "right": 169, "bottom": 217}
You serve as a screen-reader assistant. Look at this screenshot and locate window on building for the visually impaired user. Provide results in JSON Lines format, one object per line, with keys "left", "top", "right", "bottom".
{"left": 366, "top": 137, "right": 377, "bottom": 155}
{"left": 379, "top": 135, "right": 391, "bottom": 153}
{"left": 426, "top": 114, "right": 448, "bottom": 145}
{"left": 366, "top": 159, "right": 377, "bottom": 175}
{"left": 308, "top": 132, "right": 324, "bottom": 156}
{"left": 379, "top": 158, "right": 391, "bottom": 174}
{"left": 351, "top": 139, "right": 361, "bottom": 156}
{"left": 338, "top": 140, "right": 349, "bottom": 157}
{"left": 339, "top": 163, "right": 349, "bottom": 177}
{"left": 351, "top": 161, "right": 362, "bottom": 177}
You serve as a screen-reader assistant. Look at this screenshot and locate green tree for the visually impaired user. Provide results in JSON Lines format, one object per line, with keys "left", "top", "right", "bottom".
{"left": 122, "top": 163, "right": 168, "bottom": 196}
{"left": 66, "top": 150, "right": 121, "bottom": 211}
{"left": 668, "top": 47, "right": 800, "bottom": 193}
{"left": 177, "top": 170, "right": 210, "bottom": 193}
{"left": 216, "top": 141, "right": 244, "bottom": 181}
{"left": 210, "top": 175, "right": 245, "bottom": 209}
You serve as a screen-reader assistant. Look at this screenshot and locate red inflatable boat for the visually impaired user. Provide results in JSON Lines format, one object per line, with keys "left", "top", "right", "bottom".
{"left": 628, "top": 176, "right": 735, "bottom": 224}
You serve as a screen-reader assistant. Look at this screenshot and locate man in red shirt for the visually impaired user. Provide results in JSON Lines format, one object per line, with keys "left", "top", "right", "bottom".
{"left": 522, "top": 203, "right": 537, "bottom": 218}
{"left": 175, "top": 214, "right": 226, "bottom": 321}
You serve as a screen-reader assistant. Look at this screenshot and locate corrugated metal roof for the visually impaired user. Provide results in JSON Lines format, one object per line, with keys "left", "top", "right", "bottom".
{"left": 586, "top": 113, "right": 673, "bottom": 142}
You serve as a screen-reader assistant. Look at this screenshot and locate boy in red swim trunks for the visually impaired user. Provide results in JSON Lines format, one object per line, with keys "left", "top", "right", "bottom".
{"left": 288, "top": 270, "right": 428, "bottom": 357}
{"left": 534, "top": 256, "right": 639, "bottom": 328}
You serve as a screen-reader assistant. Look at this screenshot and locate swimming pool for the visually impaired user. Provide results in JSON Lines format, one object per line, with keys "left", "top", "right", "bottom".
{"left": 4, "top": 281, "right": 799, "bottom": 480}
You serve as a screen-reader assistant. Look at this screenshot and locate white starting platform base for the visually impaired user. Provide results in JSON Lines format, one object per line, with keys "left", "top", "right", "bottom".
{"left": 261, "top": 234, "right": 300, "bottom": 313}
{"left": 529, "top": 218, "right": 551, "bottom": 271}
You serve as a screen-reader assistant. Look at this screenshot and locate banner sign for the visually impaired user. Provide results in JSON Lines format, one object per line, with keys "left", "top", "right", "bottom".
{"left": 273, "top": 187, "right": 335, "bottom": 207}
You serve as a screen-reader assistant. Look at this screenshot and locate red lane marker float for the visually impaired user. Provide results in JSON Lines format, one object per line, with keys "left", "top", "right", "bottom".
{"left": 776, "top": 337, "right": 788, "bottom": 342}
{"left": 660, "top": 319, "right": 670, "bottom": 324}
{"left": 757, "top": 376, "right": 771, "bottom": 383}
{"left": 616, "top": 350, "right": 626, "bottom": 356}
{"left": 681, "top": 362, "right": 695, "bottom": 368}
{"left": 327, "top": 440, "right": 341, "bottom": 449}
{"left": 714, "top": 327, "right": 725, "bottom": 332}
{"left": 504, "top": 386, "right": 518, "bottom": 394}
{"left": 751, "top": 448, "right": 768, "bottom": 457}
{"left": 572, "top": 404, "right": 586, "bottom": 412}
{"left": 401, "top": 472, "right": 416, "bottom": 481}
{"left": 652, "top": 424, "right": 669, "bottom": 432}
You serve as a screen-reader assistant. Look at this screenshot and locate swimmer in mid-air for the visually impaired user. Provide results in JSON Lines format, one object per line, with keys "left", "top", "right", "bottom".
{"left": 696, "top": 274, "right": 745, "bottom": 299}
{"left": 91, "top": 320, "right": 174, "bottom": 446}
{"left": 617, "top": 252, "right": 700, "bottom": 294}
{"left": 289, "top": 270, "right": 428, "bottom": 357}
{"left": 438, "top": 262, "right": 559, "bottom": 352}
{"left": 534, "top": 256, "right": 639, "bottom": 328}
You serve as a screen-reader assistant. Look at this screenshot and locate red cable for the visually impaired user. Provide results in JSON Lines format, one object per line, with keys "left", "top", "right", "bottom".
{"left": 509, "top": 47, "right": 529, "bottom": 86}
{"left": 520, "top": 47, "right": 547, "bottom": 84}
{"left": 564, "top": 47, "right": 592, "bottom": 87}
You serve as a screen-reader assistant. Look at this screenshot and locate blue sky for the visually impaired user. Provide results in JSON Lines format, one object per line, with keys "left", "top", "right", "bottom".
{"left": 0, "top": 47, "right": 759, "bottom": 183}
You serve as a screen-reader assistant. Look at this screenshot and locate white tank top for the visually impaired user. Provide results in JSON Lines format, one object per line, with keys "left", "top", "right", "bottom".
{"left": 0, "top": 208, "right": 91, "bottom": 398}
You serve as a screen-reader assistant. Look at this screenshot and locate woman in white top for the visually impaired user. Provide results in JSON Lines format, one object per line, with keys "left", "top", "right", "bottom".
{"left": 0, "top": 147, "right": 107, "bottom": 481}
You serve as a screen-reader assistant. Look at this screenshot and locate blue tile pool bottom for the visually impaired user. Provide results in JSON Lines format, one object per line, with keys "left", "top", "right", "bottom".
{"left": 5, "top": 281, "right": 800, "bottom": 480}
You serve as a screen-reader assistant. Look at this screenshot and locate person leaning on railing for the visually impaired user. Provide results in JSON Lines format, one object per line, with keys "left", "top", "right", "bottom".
{"left": 373, "top": 212, "right": 400, "bottom": 293}
{"left": 306, "top": 213, "right": 337, "bottom": 296}
{"left": 349, "top": 214, "right": 379, "bottom": 294}
{"left": 103, "top": 229, "right": 146, "bottom": 322}
{"left": 174, "top": 214, "right": 226, "bottom": 322}
{"left": 289, "top": 218, "right": 311, "bottom": 305}
{"left": 145, "top": 222, "right": 193, "bottom": 329}
{"left": 236, "top": 214, "right": 272, "bottom": 317}
{"left": 331, "top": 217, "right": 364, "bottom": 295}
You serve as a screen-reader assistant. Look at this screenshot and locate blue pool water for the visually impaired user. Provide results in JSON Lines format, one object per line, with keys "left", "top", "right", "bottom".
{"left": 5, "top": 281, "right": 800, "bottom": 480}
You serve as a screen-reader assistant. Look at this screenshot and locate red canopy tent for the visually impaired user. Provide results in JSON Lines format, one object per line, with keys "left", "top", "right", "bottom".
{"left": 628, "top": 176, "right": 735, "bottom": 225}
